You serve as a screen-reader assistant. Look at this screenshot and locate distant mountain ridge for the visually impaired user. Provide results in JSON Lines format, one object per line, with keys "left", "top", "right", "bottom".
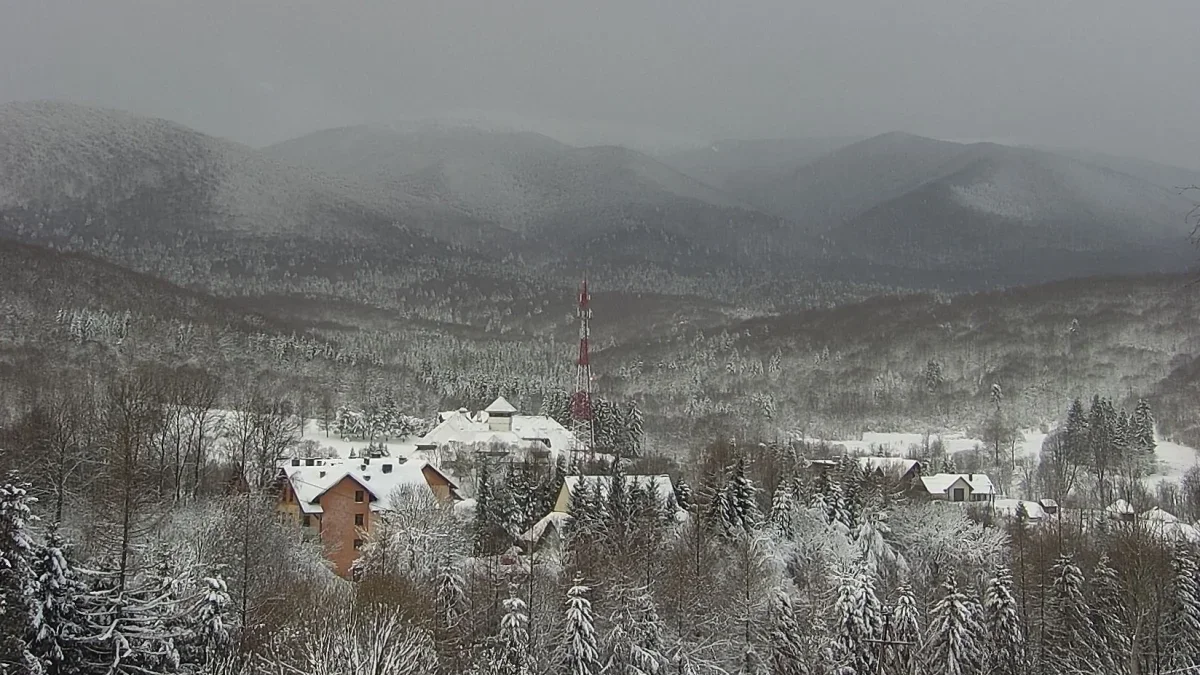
{"left": 1, "top": 101, "right": 1196, "bottom": 302}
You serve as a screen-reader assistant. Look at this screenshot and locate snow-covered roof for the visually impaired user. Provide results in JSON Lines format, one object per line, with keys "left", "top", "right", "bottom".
{"left": 1141, "top": 507, "right": 1178, "bottom": 523}
{"left": 563, "top": 475, "right": 676, "bottom": 508}
{"left": 282, "top": 458, "right": 459, "bottom": 514}
{"left": 1139, "top": 508, "right": 1200, "bottom": 543}
{"left": 1106, "top": 499, "right": 1135, "bottom": 516}
{"left": 857, "top": 457, "right": 920, "bottom": 475}
{"left": 920, "top": 473, "right": 996, "bottom": 496}
{"left": 420, "top": 409, "right": 578, "bottom": 454}
{"left": 485, "top": 396, "right": 517, "bottom": 415}
{"left": 992, "top": 498, "right": 1046, "bottom": 520}
{"left": 520, "top": 511, "right": 573, "bottom": 543}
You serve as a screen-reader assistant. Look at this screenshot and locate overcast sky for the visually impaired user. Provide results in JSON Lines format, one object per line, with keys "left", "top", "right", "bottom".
{"left": 3, "top": 0, "right": 1199, "bottom": 167}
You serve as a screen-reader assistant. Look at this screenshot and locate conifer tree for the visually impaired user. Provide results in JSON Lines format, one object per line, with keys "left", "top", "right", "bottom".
{"left": 890, "top": 584, "right": 921, "bottom": 675}
{"left": 474, "top": 462, "right": 505, "bottom": 554}
{"left": 1132, "top": 399, "right": 1156, "bottom": 457}
{"left": 940, "top": 454, "right": 958, "bottom": 475}
{"left": 982, "top": 568, "right": 1023, "bottom": 675}
{"left": 563, "top": 580, "right": 600, "bottom": 675}
{"left": 1166, "top": 547, "right": 1200, "bottom": 671}
{"left": 768, "top": 591, "right": 811, "bottom": 675}
{"left": 498, "top": 584, "right": 531, "bottom": 675}
{"left": 924, "top": 575, "right": 983, "bottom": 675}
{"left": 728, "top": 456, "right": 762, "bottom": 533}
{"left": 605, "top": 585, "right": 665, "bottom": 675}
{"left": 27, "top": 527, "right": 86, "bottom": 674}
{"left": 1089, "top": 554, "right": 1129, "bottom": 675}
{"left": 769, "top": 482, "right": 796, "bottom": 540}
{"left": 1042, "top": 555, "right": 1100, "bottom": 674}
{"left": 435, "top": 561, "right": 467, "bottom": 674}
{"left": 831, "top": 562, "right": 882, "bottom": 674}
{"left": 0, "top": 476, "right": 38, "bottom": 671}
{"left": 674, "top": 479, "right": 694, "bottom": 513}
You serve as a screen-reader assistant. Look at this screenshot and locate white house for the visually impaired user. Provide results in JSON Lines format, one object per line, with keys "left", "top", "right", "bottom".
{"left": 919, "top": 473, "right": 996, "bottom": 503}
{"left": 419, "top": 397, "right": 579, "bottom": 457}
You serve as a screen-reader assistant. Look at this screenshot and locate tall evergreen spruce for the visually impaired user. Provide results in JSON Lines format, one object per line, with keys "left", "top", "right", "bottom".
{"left": 0, "top": 477, "right": 37, "bottom": 672}
{"left": 563, "top": 580, "right": 600, "bottom": 675}
{"left": 831, "top": 562, "right": 882, "bottom": 674}
{"left": 768, "top": 591, "right": 810, "bottom": 675}
{"left": 28, "top": 527, "right": 86, "bottom": 674}
{"left": 1166, "top": 547, "right": 1200, "bottom": 671}
{"left": 890, "top": 585, "right": 921, "bottom": 675}
{"left": 1132, "top": 399, "right": 1156, "bottom": 457}
{"left": 983, "top": 568, "right": 1024, "bottom": 675}
{"left": 924, "top": 575, "right": 983, "bottom": 675}
{"left": 498, "top": 584, "right": 531, "bottom": 675}
{"left": 1042, "top": 555, "right": 1100, "bottom": 674}
{"left": 1089, "top": 554, "right": 1130, "bottom": 675}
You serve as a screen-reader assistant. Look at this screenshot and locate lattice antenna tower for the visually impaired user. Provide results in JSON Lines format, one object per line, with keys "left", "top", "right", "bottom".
{"left": 569, "top": 277, "right": 595, "bottom": 451}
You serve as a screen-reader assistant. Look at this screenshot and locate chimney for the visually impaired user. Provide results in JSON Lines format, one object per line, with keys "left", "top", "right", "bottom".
{"left": 968, "top": 473, "right": 974, "bottom": 481}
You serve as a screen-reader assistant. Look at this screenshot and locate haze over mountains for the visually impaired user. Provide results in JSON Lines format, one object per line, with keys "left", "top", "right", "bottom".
{"left": 0, "top": 100, "right": 1196, "bottom": 306}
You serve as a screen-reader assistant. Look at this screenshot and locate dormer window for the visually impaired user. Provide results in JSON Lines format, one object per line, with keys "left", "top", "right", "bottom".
{"left": 382, "top": 464, "right": 393, "bottom": 474}
{"left": 319, "top": 471, "right": 326, "bottom": 479}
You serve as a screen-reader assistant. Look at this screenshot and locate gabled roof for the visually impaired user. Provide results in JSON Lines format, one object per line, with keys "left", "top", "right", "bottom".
{"left": 920, "top": 473, "right": 996, "bottom": 496}
{"left": 1106, "top": 499, "right": 1135, "bottom": 516}
{"left": 485, "top": 396, "right": 518, "bottom": 414}
{"left": 420, "top": 409, "right": 578, "bottom": 454}
{"left": 282, "top": 458, "right": 459, "bottom": 514}
{"left": 520, "top": 511, "right": 572, "bottom": 544}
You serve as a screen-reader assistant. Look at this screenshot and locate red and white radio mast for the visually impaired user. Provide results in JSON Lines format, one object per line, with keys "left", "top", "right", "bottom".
{"left": 569, "top": 277, "right": 595, "bottom": 451}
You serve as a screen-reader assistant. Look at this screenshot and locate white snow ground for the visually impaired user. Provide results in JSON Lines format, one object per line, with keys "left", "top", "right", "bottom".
{"left": 806, "top": 428, "right": 1197, "bottom": 487}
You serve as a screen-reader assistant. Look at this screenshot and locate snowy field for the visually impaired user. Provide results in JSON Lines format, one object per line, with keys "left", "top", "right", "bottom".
{"left": 808, "top": 428, "right": 1199, "bottom": 487}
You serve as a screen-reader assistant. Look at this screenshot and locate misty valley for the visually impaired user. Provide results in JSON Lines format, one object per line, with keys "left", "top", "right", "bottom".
{"left": 0, "top": 98, "right": 1199, "bottom": 675}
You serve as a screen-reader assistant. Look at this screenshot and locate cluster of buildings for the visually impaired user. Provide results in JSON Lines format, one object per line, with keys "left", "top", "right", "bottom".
{"left": 286, "top": 399, "right": 1183, "bottom": 576}
{"left": 275, "top": 397, "right": 588, "bottom": 576}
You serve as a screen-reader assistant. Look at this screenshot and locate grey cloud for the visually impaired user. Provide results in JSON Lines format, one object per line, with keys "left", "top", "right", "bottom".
{"left": 2, "top": 0, "right": 1198, "bottom": 167}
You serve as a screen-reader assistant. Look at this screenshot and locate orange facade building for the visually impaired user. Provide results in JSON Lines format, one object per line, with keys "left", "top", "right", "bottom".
{"left": 277, "top": 457, "right": 460, "bottom": 577}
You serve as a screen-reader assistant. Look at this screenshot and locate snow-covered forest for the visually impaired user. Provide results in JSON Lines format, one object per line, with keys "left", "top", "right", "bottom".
{"left": 1, "top": 363, "right": 1200, "bottom": 674}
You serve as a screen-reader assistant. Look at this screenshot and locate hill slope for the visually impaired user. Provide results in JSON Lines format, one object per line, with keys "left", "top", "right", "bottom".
{"left": 266, "top": 124, "right": 790, "bottom": 266}
{"left": 0, "top": 101, "right": 498, "bottom": 251}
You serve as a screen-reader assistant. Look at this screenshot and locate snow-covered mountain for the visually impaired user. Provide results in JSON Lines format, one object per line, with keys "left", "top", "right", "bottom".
{"left": 718, "top": 131, "right": 1198, "bottom": 279}
{"left": 265, "top": 124, "right": 760, "bottom": 230}
{"left": 0, "top": 101, "right": 498, "bottom": 250}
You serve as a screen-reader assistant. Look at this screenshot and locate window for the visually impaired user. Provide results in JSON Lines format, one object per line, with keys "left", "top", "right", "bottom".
{"left": 952, "top": 488, "right": 966, "bottom": 502}
{"left": 302, "top": 515, "right": 311, "bottom": 527}
{"left": 353, "top": 538, "right": 363, "bottom": 550}
{"left": 354, "top": 513, "right": 365, "bottom": 527}
{"left": 354, "top": 490, "right": 365, "bottom": 503}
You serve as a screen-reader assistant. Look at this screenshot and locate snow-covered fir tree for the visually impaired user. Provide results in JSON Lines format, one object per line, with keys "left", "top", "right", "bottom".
{"left": 768, "top": 590, "right": 811, "bottom": 675}
{"left": 982, "top": 568, "right": 1024, "bottom": 675}
{"left": 769, "top": 482, "right": 796, "bottom": 540}
{"left": 831, "top": 561, "right": 882, "bottom": 675}
{"left": 1166, "top": 546, "right": 1200, "bottom": 671}
{"left": 497, "top": 585, "right": 531, "bottom": 675}
{"left": 889, "top": 584, "right": 921, "bottom": 675}
{"left": 1042, "top": 554, "right": 1101, "bottom": 674}
{"left": 605, "top": 586, "right": 666, "bottom": 675}
{"left": 674, "top": 479, "right": 694, "bottom": 513}
{"left": 27, "top": 527, "right": 86, "bottom": 674}
{"left": 923, "top": 575, "right": 983, "bottom": 675}
{"left": 562, "top": 580, "right": 600, "bottom": 675}
{"left": 1088, "top": 554, "right": 1129, "bottom": 675}
{"left": 1132, "top": 398, "right": 1156, "bottom": 456}
{"left": 0, "top": 476, "right": 38, "bottom": 671}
